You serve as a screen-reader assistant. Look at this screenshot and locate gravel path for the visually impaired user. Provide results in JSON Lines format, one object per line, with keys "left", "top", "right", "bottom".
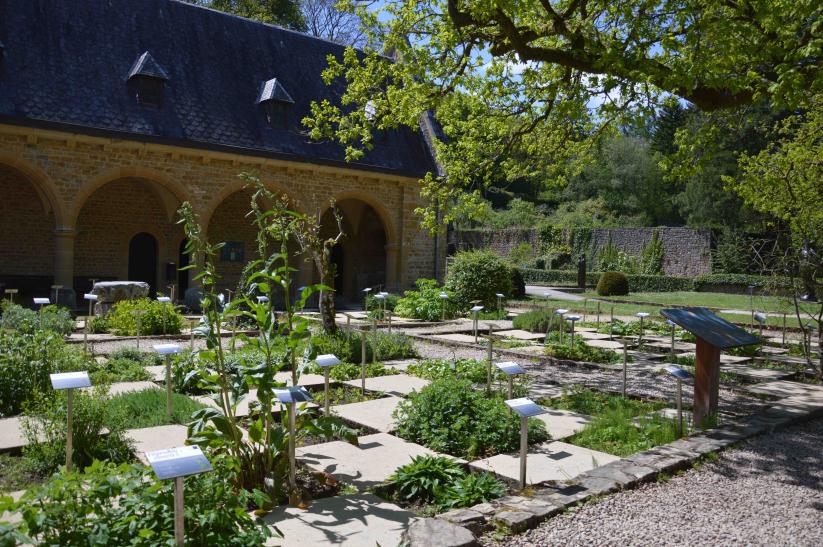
{"left": 482, "top": 417, "right": 823, "bottom": 547}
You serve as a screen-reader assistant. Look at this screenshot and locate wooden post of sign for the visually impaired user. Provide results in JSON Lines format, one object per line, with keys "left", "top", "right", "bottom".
{"left": 174, "top": 476, "right": 185, "bottom": 546}
{"left": 693, "top": 337, "right": 721, "bottom": 427}
{"left": 65, "top": 389, "right": 74, "bottom": 472}
{"left": 519, "top": 416, "right": 528, "bottom": 489}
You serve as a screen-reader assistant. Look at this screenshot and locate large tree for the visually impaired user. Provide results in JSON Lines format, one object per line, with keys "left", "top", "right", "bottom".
{"left": 194, "top": 0, "right": 307, "bottom": 30}
{"left": 303, "top": 0, "right": 368, "bottom": 46}
{"left": 304, "top": 0, "right": 821, "bottom": 231}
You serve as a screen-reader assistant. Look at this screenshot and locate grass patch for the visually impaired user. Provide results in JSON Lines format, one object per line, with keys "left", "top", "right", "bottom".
{"left": 106, "top": 389, "right": 207, "bottom": 429}
{"left": 0, "top": 453, "right": 44, "bottom": 492}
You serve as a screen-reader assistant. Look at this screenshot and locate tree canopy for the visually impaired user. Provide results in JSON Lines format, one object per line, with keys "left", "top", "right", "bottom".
{"left": 304, "top": 0, "right": 822, "bottom": 231}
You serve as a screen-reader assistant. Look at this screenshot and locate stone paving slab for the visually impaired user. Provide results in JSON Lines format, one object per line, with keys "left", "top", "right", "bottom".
{"left": 721, "top": 363, "right": 794, "bottom": 381}
{"left": 643, "top": 341, "right": 696, "bottom": 352}
{"left": 679, "top": 352, "right": 752, "bottom": 364}
{"left": 144, "top": 365, "right": 167, "bottom": 382}
{"left": 745, "top": 380, "right": 823, "bottom": 400}
{"left": 331, "top": 396, "right": 402, "bottom": 433}
{"left": 194, "top": 389, "right": 317, "bottom": 417}
{"left": 0, "top": 490, "right": 24, "bottom": 523}
{"left": 495, "top": 329, "right": 548, "bottom": 341}
{"left": 262, "top": 493, "right": 418, "bottom": 546}
{"left": 584, "top": 339, "right": 625, "bottom": 350}
{"left": 126, "top": 425, "right": 190, "bottom": 464}
{"left": 535, "top": 409, "right": 592, "bottom": 440}
{"left": 431, "top": 333, "right": 481, "bottom": 344}
{"left": 514, "top": 345, "right": 547, "bottom": 354}
{"left": 343, "top": 375, "right": 430, "bottom": 397}
{"left": 577, "top": 331, "right": 612, "bottom": 340}
{"left": 275, "top": 371, "right": 328, "bottom": 388}
{"left": 0, "top": 416, "right": 26, "bottom": 451}
{"left": 470, "top": 441, "right": 619, "bottom": 485}
{"left": 758, "top": 346, "right": 789, "bottom": 355}
{"left": 529, "top": 385, "right": 566, "bottom": 400}
{"left": 297, "top": 433, "right": 462, "bottom": 489}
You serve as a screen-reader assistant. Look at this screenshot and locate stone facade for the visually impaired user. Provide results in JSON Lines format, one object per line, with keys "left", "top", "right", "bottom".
{"left": 452, "top": 227, "right": 711, "bottom": 277}
{"left": 0, "top": 125, "right": 444, "bottom": 306}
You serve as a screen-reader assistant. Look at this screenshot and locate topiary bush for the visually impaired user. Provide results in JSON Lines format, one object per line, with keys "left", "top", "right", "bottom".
{"left": 393, "top": 378, "right": 549, "bottom": 459}
{"left": 596, "top": 271, "right": 629, "bottom": 296}
{"left": 445, "top": 250, "right": 513, "bottom": 309}
{"left": 394, "top": 279, "right": 458, "bottom": 321}
{"left": 102, "top": 298, "right": 185, "bottom": 336}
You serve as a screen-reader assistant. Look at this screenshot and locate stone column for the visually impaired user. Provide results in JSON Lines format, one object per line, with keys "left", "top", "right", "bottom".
{"left": 54, "top": 228, "right": 77, "bottom": 306}
{"left": 385, "top": 243, "right": 400, "bottom": 292}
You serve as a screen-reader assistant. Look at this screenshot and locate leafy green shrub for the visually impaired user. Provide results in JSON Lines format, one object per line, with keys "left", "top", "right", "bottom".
{"left": 1, "top": 458, "right": 273, "bottom": 545}
{"left": 627, "top": 274, "right": 693, "bottom": 292}
{"left": 544, "top": 335, "right": 623, "bottom": 363}
{"left": 107, "top": 389, "right": 207, "bottom": 429}
{"left": 0, "top": 302, "right": 74, "bottom": 336}
{"left": 445, "top": 250, "right": 513, "bottom": 309}
{"left": 512, "top": 309, "right": 554, "bottom": 332}
{"left": 437, "top": 472, "right": 507, "bottom": 511}
{"left": 407, "top": 358, "right": 489, "bottom": 384}
{"left": 307, "top": 330, "right": 415, "bottom": 363}
{"left": 21, "top": 387, "right": 132, "bottom": 475}
{"left": 519, "top": 268, "right": 600, "bottom": 287}
{"left": 569, "top": 406, "right": 677, "bottom": 457}
{"left": 0, "top": 330, "right": 91, "bottom": 417}
{"left": 394, "top": 279, "right": 458, "bottom": 321}
{"left": 393, "top": 378, "right": 549, "bottom": 459}
{"left": 303, "top": 361, "right": 394, "bottom": 381}
{"left": 103, "top": 298, "right": 185, "bottom": 335}
{"left": 597, "top": 271, "right": 629, "bottom": 296}
{"left": 388, "top": 455, "right": 465, "bottom": 504}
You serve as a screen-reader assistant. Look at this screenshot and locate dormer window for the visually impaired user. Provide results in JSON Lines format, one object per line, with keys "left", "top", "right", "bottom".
{"left": 257, "top": 78, "right": 294, "bottom": 128}
{"left": 127, "top": 51, "right": 169, "bottom": 108}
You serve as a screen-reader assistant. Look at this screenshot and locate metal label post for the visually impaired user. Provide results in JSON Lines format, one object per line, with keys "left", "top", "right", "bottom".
{"left": 273, "top": 387, "right": 312, "bottom": 497}
{"left": 154, "top": 344, "right": 182, "bottom": 418}
{"left": 622, "top": 340, "right": 628, "bottom": 397}
{"left": 486, "top": 324, "right": 494, "bottom": 394}
{"left": 50, "top": 371, "right": 91, "bottom": 472}
{"left": 505, "top": 398, "right": 547, "bottom": 489}
{"left": 316, "top": 354, "right": 342, "bottom": 413}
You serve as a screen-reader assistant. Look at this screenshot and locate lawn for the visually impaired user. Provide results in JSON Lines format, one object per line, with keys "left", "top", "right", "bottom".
{"left": 583, "top": 290, "right": 820, "bottom": 315}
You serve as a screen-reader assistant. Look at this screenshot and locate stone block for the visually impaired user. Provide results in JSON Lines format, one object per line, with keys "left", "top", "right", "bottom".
{"left": 437, "top": 508, "right": 487, "bottom": 534}
{"left": 404, "top": 518, "right": 478, "bottom": 547}
{"left": 493, "top": 510, "right": 533, "bottom": 533}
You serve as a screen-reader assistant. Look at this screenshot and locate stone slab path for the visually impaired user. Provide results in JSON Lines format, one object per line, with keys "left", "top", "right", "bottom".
{"left": 0, "top": 416, "right": 26, "bottom": 451}
{"left": 95, "top": 381, "right": 159, "bottom": 396}
{"left": 331, "top": 396, "right": 402, "bottom": 433}
{"left": 721, "top": 363, "right": 794, "bottom": 381}
{"left": 470, "top": 441, "right": 619, "bottom": 485}
{"left": 126, "top": 425, "right": 189, "bottom": 464}
{"left": 343, "top": 375, "right": 430, "bottom": 397}
{"left": 432, "top": 333, "right": 482, "bottom": 344}
{"left": 496, "top": 329, "right": 548, "bottom": 341}
{"left": 275, "top": 372, "right": 328, "bottom": 388}
{"left": 381, "top": 359, "right": 420, "bottom": 372}
{"left": 535, "top": 409, "right": 592, "bottom": 440}
{"left": 584, "top": 339, "right": 625, "bottom": 350}
{"left": 679, "top": 352, "right": 752, "bottom": 364}
{"left": 297, "top": 433, "right": 462, "bottom": 489}
{"left": 262, "top": 493, "right": 418, "bottom": 546}
{"left": 144, "top": 365, "right": 167, "bottom": 382}
{"left": 745, "top": 380, "right": 823, "bottom": 400}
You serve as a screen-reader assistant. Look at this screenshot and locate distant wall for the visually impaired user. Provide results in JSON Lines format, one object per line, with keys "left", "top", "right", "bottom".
{"left": 450, "top": 227, "right": 712, "bottom": 277}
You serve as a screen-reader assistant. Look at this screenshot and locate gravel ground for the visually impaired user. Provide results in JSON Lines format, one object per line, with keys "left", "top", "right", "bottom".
{"left": 482, "top": 417, "right": 823, "bottom": 547}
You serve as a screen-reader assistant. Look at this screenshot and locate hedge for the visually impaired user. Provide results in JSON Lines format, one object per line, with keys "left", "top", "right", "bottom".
{"left": 520, "top": 269, "right": 789, "bottom": 294}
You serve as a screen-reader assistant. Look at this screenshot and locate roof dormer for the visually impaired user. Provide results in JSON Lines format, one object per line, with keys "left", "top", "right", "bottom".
{"left": 257, "top": 78, "right": 294, "bottom": 128}
{"left": 127, "top": 51, "right": 169, "bottom": 108}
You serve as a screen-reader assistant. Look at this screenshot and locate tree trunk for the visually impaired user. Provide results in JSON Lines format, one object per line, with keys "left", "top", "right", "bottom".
{"left": 318, "top": 247, "right": 337, "bottom": 334}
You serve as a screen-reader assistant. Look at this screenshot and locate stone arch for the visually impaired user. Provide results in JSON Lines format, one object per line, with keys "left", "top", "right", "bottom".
{"left": 0, "top": 153, "right": 67, "bottom": 227}
{"left": 321, "top": 189, "right": 399, "bottom": 247}
{"left": 69, "top": 166, "right": 190, "bottom": 228}
{"left": 201, "top": 177, "right": 303, "bottom": 231}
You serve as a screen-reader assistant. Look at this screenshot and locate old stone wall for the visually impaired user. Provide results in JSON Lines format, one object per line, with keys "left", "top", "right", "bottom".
{"left": 0, "top": 125, "right": 442, "bottom": 304}
{"left": 452, "top": 227, "right": 712, "bottom": 277}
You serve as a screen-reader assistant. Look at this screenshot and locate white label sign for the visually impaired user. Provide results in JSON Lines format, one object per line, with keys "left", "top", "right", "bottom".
{"left": 505, "top": 398, "right": 547, "bottom": 418}
{"left": 153, "top": 343, "right": 182, "bottom": 355}
{"left": 146, "top": 445, "right": 213, "bottom": 480}
{"left": 496, "top": 361, "right": 526, "bottom": 375}
{"left": 50, "top": 371, "right": 91, "bottom": 390}
{"left": 33, "top": 297, "right": 50, "bottom": 305}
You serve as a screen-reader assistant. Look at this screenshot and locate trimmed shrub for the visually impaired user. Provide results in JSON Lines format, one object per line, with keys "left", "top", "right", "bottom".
{"left": 393, "top": 378, "right": 549, "bottom": 459}
{"left": 627, "top": 274, "right": 693, "bottom": 292}
{"left": 394, "top": 279, "right": 458, "bottom": 321}
{"left": 597, "top": 271, "right": 629, "bottom": 296}
{"left": 520, "top": 268, "right": 600, "bottom": 287}
{"left": 103, "top": 298, "right": 185, "bottom": 336}
{"left": 445, "top": 250, "right": 513, "bottom": 309}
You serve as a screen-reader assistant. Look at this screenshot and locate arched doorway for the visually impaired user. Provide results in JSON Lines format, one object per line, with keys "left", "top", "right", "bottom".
{"left": 0, "top": 163, "right": 56, "bottom": 301}
{"left": 178, "top": 239, "right": 190, "bottom": 297}
{"left": 128, "top": 233, "right": 158, "bottom": 295}
{"left": 319, "top": 199, "right": 388, "bottom": 303}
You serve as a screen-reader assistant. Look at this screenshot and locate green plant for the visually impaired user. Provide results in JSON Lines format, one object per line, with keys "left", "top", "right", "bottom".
{"left": 0, "top": 458, "right": 273, "bottom": 545}
{"left": 0, "top": 302, "right": 74, "bottom": 336}
{"left": 304, "top": 361, "right": 393, "bottom": 381}
{"left": 445, "top": 250, "right": 513, "bottom": 309}
{"left": 388, "top": 455, "right": 465, "bottom": 504}
{"left": 393, "top": 378, "right": 549, "bottom": 459}
{"left": 437, "top": 472, "right": 507, "bottom": 510}
{"left": 307, "top": 330, "right": 415, "bottom": 364}
{"left": 407, "top": 358, "right": 492, "bottom": 384}
{"left": 102, "top": 298, "right": 185, "bottom": 336}
{"left": 107, "top": 389, "right": 208, "bottom": 429}
{"left": 368, "top": 331, "right": 417, "bottom": 361}
{"left": 21, "top": 387, "right": 133, "bottom": 475}
{"left": 507, "top": 243, "right": 534, "bottom": 268}
{"left": 544, "top": 337, "right": 623, "bottom": 364}
{"left": 394, "top": 279, "right": 459, "bottom": 321}
{"left": 512, "top": 309, "right": 555, "bottom": 332}
{"left": 0, "top": 330, "right": 91, "bottom": 417}
{"left": 546, "top": 386, "right": 664, "bottom": 418}
{"left": 638, "top": 231, "right": 665, "bottom": 275}
{"left": 597, "top": 271, "right": 630, "bottom": 296}
{"left": 569, "top": 406, "right": 678, "bottom": 457}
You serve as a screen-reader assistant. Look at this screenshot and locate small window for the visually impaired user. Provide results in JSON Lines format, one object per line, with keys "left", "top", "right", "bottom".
{"left": 257, "top": 78, "right": 294, "bottom": 129}
{"left": 126, "top": 51, "right": 169, "bottom": 109}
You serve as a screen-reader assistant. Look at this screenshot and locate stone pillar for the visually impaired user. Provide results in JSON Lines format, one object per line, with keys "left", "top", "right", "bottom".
{"left": 54, "top": 228, "right": 77, "bottom": 306}
{"left": 385, "top": 243, "right": 400, "bottom": 292}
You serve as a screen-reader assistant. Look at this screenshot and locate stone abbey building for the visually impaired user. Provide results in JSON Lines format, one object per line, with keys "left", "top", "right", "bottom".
{"left": 0, "top": 0, "right": 442, "bottom": 307}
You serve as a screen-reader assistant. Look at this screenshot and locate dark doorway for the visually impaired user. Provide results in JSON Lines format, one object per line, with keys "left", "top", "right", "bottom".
{"left": 178, "top": 239, "right": 189, "bottom": 297}
{"left": 331, "top": 244, "right": 344, "bottom": 293}
{"left": 128, "top": 232, "right": 158, "bottom": 296}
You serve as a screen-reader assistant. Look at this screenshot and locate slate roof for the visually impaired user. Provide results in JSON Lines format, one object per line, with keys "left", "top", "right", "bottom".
{"left": 0, "top": 0, "right": 437, "bottom": 177}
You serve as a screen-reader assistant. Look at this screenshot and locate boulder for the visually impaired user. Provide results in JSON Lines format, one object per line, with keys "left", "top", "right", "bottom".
{"left": 91, "top": 281, "right": 149, "bottom": 315}
{"left": 402, "top": 518, "right": 477, "bottom": 547}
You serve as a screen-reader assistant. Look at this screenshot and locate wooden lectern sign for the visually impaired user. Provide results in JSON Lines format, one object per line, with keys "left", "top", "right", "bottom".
{"left": 661, "top": 307, "right": 759, "bottom": 426}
